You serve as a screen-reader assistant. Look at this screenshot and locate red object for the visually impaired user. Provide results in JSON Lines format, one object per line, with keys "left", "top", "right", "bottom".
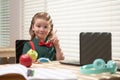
{"left": 19, "top": 54, "right": 32, "bottom": 67}
{"left": 39, "top": 40, "right": 52, "bottom": 48}
{"left": 29, "top": 41, "right": 35, "bottom": 50}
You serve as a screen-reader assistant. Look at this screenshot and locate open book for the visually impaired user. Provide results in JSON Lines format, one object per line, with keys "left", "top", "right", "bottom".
{"left": 0, "top": 64, "right": 77, "bottom": 80}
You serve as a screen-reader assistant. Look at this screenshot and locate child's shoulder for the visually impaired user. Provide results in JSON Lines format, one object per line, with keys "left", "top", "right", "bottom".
{"left": 24, "top": 41, "right": 31, "bottom": 46}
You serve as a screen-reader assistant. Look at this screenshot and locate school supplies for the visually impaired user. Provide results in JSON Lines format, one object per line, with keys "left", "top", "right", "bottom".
{"left": 0, "top": 64, "right": 77, "bottom": 80}
{"left": 0, "top": 64, "right": 27, "bottom": 80}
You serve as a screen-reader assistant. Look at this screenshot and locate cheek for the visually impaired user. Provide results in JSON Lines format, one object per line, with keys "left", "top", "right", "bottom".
{"left": 45, "top": 29, "right": 51, "bottom": 34}
{"left": 32, "top": 26, "right": 36, "bottom": 31}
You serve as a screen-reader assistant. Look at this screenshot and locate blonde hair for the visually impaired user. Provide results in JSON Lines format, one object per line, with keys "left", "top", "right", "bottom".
{"left": 29, "top": 12, "right": 53, "bottom": 40}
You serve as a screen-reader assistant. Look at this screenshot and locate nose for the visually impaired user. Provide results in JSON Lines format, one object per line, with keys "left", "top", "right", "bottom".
{"left": 39, "top": 26, "right": 44, "bottom": 31}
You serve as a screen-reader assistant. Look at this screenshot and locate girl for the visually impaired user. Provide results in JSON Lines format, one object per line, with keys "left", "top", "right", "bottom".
{"left": 23, "top": 12, "right": 64, "bottom": 61}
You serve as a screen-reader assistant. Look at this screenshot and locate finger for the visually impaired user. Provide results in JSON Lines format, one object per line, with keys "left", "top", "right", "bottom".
{"left": 49, "top": 38, "right": 54, "bottom": 42}
{"left": 54, "top": 30, "right": 57, "bottom": 34}
{"left": 50, "top": 31, "right": 57, "bottom": 40}
{"left": 52, "top": 30, "right": 57, "bottom": 36}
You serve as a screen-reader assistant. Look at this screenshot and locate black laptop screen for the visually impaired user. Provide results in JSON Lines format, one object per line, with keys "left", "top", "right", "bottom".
{"left": 80, "top": 32, "right": 111, "bottom": 65}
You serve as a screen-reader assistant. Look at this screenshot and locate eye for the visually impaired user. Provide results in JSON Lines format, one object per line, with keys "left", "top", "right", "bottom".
{"left": 44, "top": 26, "right": 48, "bottom": 28}
{"left": 37, "top": 25, "right": 41, "bottom": 28}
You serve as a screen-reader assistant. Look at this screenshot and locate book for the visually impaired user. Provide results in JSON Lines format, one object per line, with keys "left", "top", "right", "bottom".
{"left": 0, "top": 64, "right": 77, "bottom": 80}
{"left": 0, "top": 64, "right": 27, "bottom": 80}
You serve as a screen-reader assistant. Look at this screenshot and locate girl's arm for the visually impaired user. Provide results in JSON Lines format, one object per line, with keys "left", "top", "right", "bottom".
{"left": 49, "top": 31, "right": 64, "bottom": 60}
{"left": 54, "top": 43, "right": 64, "bottom": 60}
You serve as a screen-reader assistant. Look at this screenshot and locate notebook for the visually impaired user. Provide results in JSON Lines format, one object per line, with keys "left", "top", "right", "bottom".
{"left": 59, "top": 32, "right": 112, "bottom": 66}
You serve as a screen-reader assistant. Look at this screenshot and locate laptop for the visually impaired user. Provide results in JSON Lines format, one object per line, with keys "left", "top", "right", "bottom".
{"left": 59, "top": 32, "right": 112, "bottom": 66}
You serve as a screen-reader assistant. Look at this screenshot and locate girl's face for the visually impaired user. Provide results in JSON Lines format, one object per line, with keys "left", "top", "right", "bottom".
{"left": 32, "top": 18, "right": 51, "bottom": 40}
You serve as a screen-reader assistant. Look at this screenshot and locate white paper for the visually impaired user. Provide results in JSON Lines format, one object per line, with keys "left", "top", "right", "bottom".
{"left": 0, "top": 64, "right": 77, "bottom": 80}
{"left": 0, "top": 64, "right": 27, "bottom": 79}
{"left": 28, "top": 68, "right": 77, "bottom": 80}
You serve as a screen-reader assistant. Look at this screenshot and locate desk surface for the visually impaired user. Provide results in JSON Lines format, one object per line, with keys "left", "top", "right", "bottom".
{"left": 0, "top": 61, "right": 120, "bottom": 80}
{"left": 32, "top": 61, "right": 120, "bottom": 80}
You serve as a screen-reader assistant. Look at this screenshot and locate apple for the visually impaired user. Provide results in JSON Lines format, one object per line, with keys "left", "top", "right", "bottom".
{"left": 19, "top": 54, "right": 32, "bottom": 67}
{"left": 27, "top": 49, "right": 38, "bottom": 62}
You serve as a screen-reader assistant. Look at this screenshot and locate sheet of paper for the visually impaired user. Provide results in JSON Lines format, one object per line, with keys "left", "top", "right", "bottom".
{"left": 0, "top": 64, "right": 27, "bottom": 79}
{"left": 28, "top": 68, "right": 77, "bottom": 80}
